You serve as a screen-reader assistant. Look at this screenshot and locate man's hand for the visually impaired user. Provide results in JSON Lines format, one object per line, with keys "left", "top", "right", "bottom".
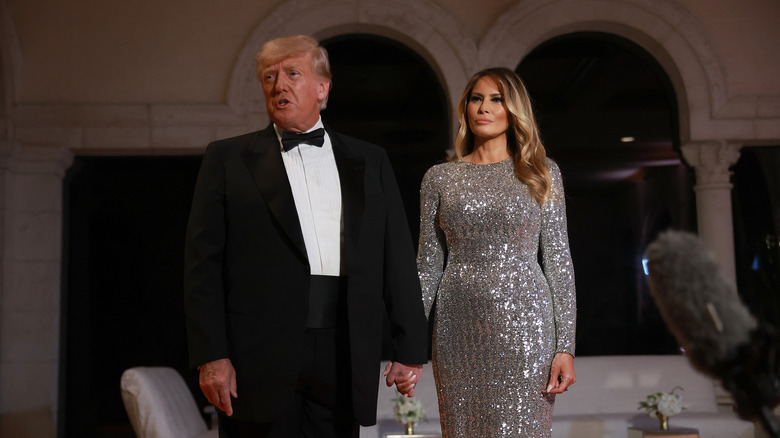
{"left": 384, "top": 362, "right": 423, "bottom": 397}
{"left": 546, "top": 352, "right": 576, "bottom": 395}
{"left": 198, "top": 358, "right": 238, "bottom": 416}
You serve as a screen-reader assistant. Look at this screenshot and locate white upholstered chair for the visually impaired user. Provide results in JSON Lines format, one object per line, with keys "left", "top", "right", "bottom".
{"left": 120, "top": 366, "right": 218, "bottom": 438}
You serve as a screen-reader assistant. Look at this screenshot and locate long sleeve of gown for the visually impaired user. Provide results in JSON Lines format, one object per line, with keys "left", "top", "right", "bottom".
{"left": 417, "top": 166, "right": 447, "bottom": 320}
{"left": 540, "top": 160, "right": 577, "bottom": 356}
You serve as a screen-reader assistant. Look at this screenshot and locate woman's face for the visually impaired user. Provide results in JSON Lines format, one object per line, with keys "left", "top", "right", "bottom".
{"left": 467, "top": 76, "right": 509, "bottom": 142}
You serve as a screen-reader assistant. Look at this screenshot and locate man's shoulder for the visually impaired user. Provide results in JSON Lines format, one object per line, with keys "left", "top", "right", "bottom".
{"left": 209, "top": 127, "right": 272, "bottom": 148}
{"left": 329, "top": 131, "right": 382, "bottom": 150}
{"left": 324, "top": 123, "right": 384, "bottom": 151}
{"left": 324, "top": 124, "right": 384, "bottom": 155}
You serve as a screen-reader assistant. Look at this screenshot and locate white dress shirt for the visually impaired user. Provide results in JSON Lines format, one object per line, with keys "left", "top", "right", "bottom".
{"left": 276, "top": 118, "right": 342, "bottom": 276}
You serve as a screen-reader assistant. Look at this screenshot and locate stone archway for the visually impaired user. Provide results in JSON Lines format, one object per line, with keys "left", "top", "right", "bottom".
{"left": 478, "top": 0, "right": 754, "bottom": 285}
{"left": 479, "top": 0, "right": 717, "bottom": 143}
{"left": 225, "top": 0, "right": 476, "bottom": 140}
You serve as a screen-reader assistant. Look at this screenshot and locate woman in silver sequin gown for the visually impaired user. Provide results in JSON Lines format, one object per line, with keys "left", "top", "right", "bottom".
{"left": 417, "top": 68, "right": 577, "bottom": 438}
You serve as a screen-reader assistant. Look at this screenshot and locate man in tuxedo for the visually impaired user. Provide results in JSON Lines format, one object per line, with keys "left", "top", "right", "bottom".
{"left": 183, "top": 35, "right": 428, "bottom": 437}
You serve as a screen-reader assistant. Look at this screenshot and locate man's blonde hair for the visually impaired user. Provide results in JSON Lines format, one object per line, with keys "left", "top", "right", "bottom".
{"left": 255, "top": 35, "right": 332, "bottom": 109}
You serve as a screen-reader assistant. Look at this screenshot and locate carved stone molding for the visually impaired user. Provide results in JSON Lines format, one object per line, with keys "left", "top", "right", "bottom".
{"left": 680, "top": 141, "right": 742, "bottom": 187}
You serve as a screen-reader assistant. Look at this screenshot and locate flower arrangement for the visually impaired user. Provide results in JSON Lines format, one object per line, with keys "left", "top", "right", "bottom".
{"left": 638, "top": 386, "right": 685, "bottom": 429}
{"left": 392, "top": 391, "right": 426, "bottom": 433}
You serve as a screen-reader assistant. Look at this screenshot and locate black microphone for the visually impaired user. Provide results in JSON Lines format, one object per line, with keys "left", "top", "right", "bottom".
{"left": 646, "top": 230, "right": 780, "bottom": 436}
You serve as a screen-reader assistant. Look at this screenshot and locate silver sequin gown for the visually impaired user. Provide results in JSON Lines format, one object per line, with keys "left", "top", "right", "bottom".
{"left": 417, "top": 158, "right": 576, "bottom": 438}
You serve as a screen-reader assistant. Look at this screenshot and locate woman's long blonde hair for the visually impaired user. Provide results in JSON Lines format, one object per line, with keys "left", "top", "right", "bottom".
{"left": 453, "top": 67, "right": 552, "bottom": 206}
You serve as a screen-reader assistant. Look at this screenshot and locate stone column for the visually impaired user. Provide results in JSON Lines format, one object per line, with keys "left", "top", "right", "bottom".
{"left": 681, "top": 140, "right": 741, "bottom": 290}
{"left": 0, "top": 142, "right": 73, "bottom": 438}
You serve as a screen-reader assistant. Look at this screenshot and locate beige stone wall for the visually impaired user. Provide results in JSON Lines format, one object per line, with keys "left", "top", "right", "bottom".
{"left": 1, "top": 0, "right": 778, "bottom": 435}
{"left": 6, "top": 0, "right": 780, "bottom": 105}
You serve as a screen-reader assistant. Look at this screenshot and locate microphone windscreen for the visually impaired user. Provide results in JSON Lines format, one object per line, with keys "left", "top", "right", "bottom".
{"left": 646, "top": 231, "right": 757, "bottom": 378}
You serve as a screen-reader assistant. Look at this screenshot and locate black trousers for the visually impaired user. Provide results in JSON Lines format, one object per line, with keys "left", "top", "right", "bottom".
{"left": 219, "top": 277, "right": 357, "bottom": 437}
{"left": 218, "top": 328, "right": 357, "bottom": 437}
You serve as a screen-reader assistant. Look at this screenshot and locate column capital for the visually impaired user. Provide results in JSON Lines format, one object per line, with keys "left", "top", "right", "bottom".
{"left": 680, "top": 140, "right": 742, "bottom": 186}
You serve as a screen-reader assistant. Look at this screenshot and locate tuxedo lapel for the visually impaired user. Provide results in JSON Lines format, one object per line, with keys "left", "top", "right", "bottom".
{"left": 327, "top": 125, "right": 365, "bottom": 250}
{"left": 240, "top": 126, "right": 308, "bottom": 261}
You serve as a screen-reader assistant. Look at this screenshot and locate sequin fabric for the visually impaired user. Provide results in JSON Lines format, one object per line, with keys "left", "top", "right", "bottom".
{"left": 417, "top": 158, "right": 576, "bottom": 438}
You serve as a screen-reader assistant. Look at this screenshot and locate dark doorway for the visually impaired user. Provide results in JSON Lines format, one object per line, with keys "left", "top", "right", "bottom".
{"left": 321, "top": 33, "right": 450, "bottom": 242}
{"left": 733, "top": 146, "right": 780, "bottom": 329}
{"left": 61, "top": 156, "right": 204, "bottom": 437}
{"left": 517, "top": 32, "right": 696, "bottom": 355}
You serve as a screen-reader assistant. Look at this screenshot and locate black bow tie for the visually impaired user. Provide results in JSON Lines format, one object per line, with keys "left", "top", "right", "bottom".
{"left": 281, "top": 128, "right": 325, "bottom": 151}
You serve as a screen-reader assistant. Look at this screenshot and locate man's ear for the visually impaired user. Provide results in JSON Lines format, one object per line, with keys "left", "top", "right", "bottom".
{"left": 317, "top": 80, "right": 331, "bottom": 101}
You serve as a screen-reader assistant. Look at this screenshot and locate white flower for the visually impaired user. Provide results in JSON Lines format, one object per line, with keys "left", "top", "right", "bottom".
{"left": 392, "top": 392, "right": 426, "bottom": 425}
{"left": 638, "top": 387, "right": 685, "bottom": 418}
{"left": 656, "top": 393, "right": 683, "bottom": 417}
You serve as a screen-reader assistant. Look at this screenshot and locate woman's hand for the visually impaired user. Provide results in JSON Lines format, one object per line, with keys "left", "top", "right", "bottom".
{"left": 546, "top": 352, "right": 575, "bottom": 394}
{"left": 384, "top": 362, "right": 423, "bottom": 397}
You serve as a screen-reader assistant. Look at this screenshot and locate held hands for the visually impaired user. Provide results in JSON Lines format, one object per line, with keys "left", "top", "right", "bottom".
{"left": 384, "top": 362, "right": 423, "bottom": 397}
{"left": 546, "top": 352, "right": 576, "bottom": 395}
{"left": 198, "top": 358, "right": 238, "bottom": 416}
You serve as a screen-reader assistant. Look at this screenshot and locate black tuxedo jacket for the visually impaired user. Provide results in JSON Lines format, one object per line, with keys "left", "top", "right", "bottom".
{"left": 183, "top": 123, "right": 428, "bottom": 425}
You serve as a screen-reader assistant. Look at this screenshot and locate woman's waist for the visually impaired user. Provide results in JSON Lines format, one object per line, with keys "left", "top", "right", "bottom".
{"left": 446, "top": 249, "right": 537, "bottom": 265}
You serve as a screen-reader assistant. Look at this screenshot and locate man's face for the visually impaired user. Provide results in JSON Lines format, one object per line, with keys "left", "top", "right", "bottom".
{"left": 261, "top": 52, "right": 330, "bottom": 133}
